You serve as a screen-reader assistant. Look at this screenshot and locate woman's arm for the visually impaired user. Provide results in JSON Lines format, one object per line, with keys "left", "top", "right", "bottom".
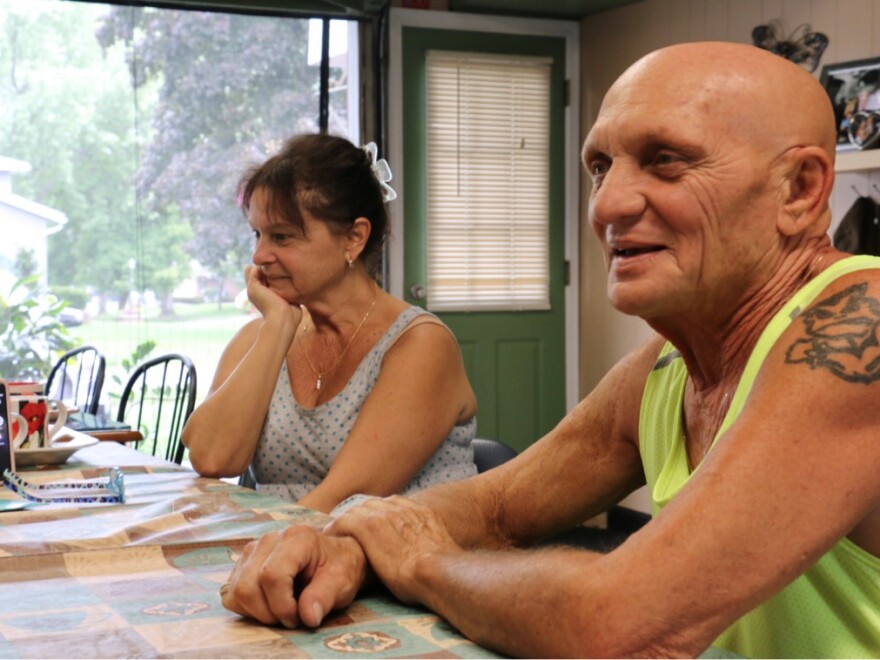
{"left": 297, "top": 320, "right": 477, "bottom": 513}
{"left": 183, "top": 266, "right": 302, "bottom": 477}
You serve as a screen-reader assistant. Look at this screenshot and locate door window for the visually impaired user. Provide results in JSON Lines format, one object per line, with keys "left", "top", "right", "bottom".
{"left": 425, "top": 51, "right": 551, "bottom": 312}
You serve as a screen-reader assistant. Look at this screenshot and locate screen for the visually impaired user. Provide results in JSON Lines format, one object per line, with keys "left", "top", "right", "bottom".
{"left": 0, "top": 382, "right": 13, "bottom": 473}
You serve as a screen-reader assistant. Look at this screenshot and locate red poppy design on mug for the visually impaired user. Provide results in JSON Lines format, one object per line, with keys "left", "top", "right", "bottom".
{"left": 20, "top": 400, "right": 47, "bottom": 435}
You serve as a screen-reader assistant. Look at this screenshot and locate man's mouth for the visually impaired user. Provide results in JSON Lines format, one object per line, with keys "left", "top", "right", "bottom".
{"left": 612, "top": 246, "right": 664, "bottom": 258}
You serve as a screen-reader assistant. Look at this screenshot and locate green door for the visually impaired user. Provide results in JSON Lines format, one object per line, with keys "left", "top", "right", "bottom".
{"left": 402, "top": 27, "right": 567, "bottom": 453}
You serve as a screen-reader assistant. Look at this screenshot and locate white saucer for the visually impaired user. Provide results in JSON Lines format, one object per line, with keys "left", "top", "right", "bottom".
{"left": 14, "top": 434, "right": 99, "bottom": 468}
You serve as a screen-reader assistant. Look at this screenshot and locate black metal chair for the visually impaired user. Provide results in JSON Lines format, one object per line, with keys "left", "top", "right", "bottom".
{"left": 45, "top": 345, "right": 106, "bottom": 415}
{"left": 472, "top": 437, "right": 518, "bottom": 473}
{"left": 239, "top": 466, "right": 257, "bottom": 489}
{"left": 116, "top": 353, "right": 197, "bottom": 465}
{"left": 471, "top": 438, "right": 638, "bottom": 553}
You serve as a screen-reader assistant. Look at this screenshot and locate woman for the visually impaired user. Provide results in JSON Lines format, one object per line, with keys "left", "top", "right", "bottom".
{"left": 182, "top": 134, "right": 478, "bottom": 513}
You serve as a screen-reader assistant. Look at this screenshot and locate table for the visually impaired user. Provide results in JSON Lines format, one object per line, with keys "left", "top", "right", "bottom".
{"left": 65, "top": 411, "right": 133, "bottom": 434}
{"left": 0, "top": 434, "right": 499, "bottom": 659}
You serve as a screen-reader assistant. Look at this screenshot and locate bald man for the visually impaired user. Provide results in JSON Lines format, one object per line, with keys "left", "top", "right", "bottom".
{"left": 220, "top": 42, "right": 880, "bottom": 657}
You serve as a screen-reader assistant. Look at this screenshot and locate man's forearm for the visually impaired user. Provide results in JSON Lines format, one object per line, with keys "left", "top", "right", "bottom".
{"left": 416, "top": 546, "right": 605, "bottom": 657}
{"left": 412, "top": 476, "right": 516, "bottom": 550}
{"left": 412, "top": 545, "right": 703, "bottom": 658}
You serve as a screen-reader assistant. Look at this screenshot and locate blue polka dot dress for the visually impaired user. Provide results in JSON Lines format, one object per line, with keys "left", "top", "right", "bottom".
{"left": 252, "top": 306, "right": 477, "bottom": 502}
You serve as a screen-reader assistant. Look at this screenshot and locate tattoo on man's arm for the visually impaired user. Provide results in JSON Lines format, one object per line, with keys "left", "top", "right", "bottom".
{"left": 785, "top": 282, "right": 880, "bottom": 384}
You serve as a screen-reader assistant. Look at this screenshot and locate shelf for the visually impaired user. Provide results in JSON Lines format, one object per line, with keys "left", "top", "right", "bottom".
{"left": 835, "top": 149, "right": 880, "bottom": 173}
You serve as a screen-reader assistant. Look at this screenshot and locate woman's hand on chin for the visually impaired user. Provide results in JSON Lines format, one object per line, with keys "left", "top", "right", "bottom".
{"left": 245, "top": 265, "right": 303, "bottom": 329}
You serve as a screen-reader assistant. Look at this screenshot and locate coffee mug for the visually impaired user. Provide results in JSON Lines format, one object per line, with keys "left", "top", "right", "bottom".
{"left": 10, "top": 395, "right": 68, "bottom": 450}
{"left": 2, "top": 411, "right": 27, "bottom": 448}
{"left": 7, "top": 381, "right": 44, "bottom": 397}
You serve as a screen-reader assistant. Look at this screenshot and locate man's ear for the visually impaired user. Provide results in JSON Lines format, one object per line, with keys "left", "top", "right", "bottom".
{"left": 777, "top": 146, "right": 834, "bottom": 237}
{"left": 346, "top": 217, "right": 372, "bottom": 260}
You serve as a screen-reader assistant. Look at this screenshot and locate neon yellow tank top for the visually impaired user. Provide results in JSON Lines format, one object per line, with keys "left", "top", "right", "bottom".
{"left": 639, "top": 255, "right": 880, "bottom": 658}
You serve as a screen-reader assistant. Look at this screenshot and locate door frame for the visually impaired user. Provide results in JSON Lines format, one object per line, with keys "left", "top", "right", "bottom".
{"left": 387, "top": 7, "right": 581, "bottom": 412}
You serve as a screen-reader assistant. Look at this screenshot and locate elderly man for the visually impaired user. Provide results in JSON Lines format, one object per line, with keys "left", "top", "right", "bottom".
{"left": 221, "top": 42, "right": 880, "bottom": 657}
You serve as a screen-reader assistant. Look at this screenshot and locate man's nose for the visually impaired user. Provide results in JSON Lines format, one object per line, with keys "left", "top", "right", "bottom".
{"left": 589, "top": 162, "right": 647, "bottom": 227}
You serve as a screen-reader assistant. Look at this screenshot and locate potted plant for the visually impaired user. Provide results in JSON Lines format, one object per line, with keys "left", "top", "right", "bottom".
{"left": 0, "top": 274, "right": 75, "bottom": 381}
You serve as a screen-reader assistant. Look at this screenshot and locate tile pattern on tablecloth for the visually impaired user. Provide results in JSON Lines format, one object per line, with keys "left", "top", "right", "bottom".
{"left": 0, "top": 466, "right": 330, "bottom": 558}
{"left": 0, "top": 540, "right": 499, "bottom": 659}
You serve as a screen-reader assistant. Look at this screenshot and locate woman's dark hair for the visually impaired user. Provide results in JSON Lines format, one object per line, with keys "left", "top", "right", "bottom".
{"left": 237, "top": 133, "right": 389, "bottom": 274}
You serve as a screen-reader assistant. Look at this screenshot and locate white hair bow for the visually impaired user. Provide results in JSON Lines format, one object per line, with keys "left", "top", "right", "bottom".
{"left": 363, "top": 142, "right": 397, "bottom": 203}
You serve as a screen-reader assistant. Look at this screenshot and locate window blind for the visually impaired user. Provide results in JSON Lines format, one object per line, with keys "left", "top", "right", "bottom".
{"left": 425, "top": 50, "right": 551, "bottom": 312}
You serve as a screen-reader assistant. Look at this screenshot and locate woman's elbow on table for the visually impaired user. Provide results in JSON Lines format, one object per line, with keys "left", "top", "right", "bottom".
{"left": 189, "top": 450, "right": 250, "bottom": 479}
{"left": 183, "top": 419, "right": 251, "bottom": 478}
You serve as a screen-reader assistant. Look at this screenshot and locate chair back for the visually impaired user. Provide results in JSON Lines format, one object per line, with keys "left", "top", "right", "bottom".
{"left": 45, "top": 345, "right": 106, "bottom": 415}
{"left": 117, "top": 353, "right": 197, "bottom": 464}
{"left": 472, "top": 437, "right": 518, "bottom": 473}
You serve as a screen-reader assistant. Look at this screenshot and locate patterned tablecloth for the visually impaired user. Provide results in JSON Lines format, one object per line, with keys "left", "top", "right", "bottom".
{"left": 0, "top": 440, "right": 499, "bottom": 659}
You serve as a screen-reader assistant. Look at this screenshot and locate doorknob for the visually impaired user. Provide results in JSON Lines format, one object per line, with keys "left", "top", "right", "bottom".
{"left": 410, "top": 284, "right": 427, "bottom": 300}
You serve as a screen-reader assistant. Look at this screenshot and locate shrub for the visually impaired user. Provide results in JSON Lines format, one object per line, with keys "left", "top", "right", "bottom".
{"left": 50, "top": 285, "right": 90, "bottom": 310}
{"left": 0, "top": 275, "right": 75, "bottom": 380}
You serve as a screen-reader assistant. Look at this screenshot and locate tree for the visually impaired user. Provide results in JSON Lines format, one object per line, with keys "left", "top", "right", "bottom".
{"left": 14, "top": 247, "right": 37, "bottom": 278}
{"left": 1, "top": 1, "right": 339, "bottom": 315}
{"left": 95, "top": 7, "right": 326, "bottom": 302}
{"left": 0, "top": 1, "right": 141, "bottom": 303}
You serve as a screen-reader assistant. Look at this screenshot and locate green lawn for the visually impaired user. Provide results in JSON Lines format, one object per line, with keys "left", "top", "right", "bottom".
{"left": 68, "top": 302, "right": 253, "bottom": 409}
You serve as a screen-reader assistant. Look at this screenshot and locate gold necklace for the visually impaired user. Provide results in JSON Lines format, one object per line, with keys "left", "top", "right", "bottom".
{"left": 301, "top": 296, "right": 377, "bottom": 391}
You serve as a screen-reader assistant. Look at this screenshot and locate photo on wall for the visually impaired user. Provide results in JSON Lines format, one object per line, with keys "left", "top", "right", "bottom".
{"left": 820, "top": 57, "right": 880, "bottom": 151}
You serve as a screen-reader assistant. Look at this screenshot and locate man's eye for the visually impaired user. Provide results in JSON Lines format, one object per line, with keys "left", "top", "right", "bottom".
{"left": 589, "top": 160, "right": 608, "bottom": 176}
{"left": 653, "top": 153, "right": 679, "bottom": 166}
{"left": 587, "top": 160, "right": 609, "bottom": 188}
{"left": 651, "top": 150, "right": 696, "bottom": 172}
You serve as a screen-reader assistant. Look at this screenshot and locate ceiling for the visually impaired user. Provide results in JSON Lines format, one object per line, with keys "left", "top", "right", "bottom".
{"left": 90, "top": 0, "right": 640, "bottom": 20}
{"left": 446, "top": 0, "right": 641, "bottom": 20}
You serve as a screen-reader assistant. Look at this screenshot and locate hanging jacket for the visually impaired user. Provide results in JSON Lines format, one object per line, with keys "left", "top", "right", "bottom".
{"left": 833, "top": 195, "right": 880, "bottom": 255}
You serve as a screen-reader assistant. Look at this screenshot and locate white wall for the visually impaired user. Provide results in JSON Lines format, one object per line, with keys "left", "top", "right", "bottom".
{"left": 0, "top": 209, "right": 50, "bottom": 281}
{"left": 578, "top": 0, "right": 880, "bottom": 512}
